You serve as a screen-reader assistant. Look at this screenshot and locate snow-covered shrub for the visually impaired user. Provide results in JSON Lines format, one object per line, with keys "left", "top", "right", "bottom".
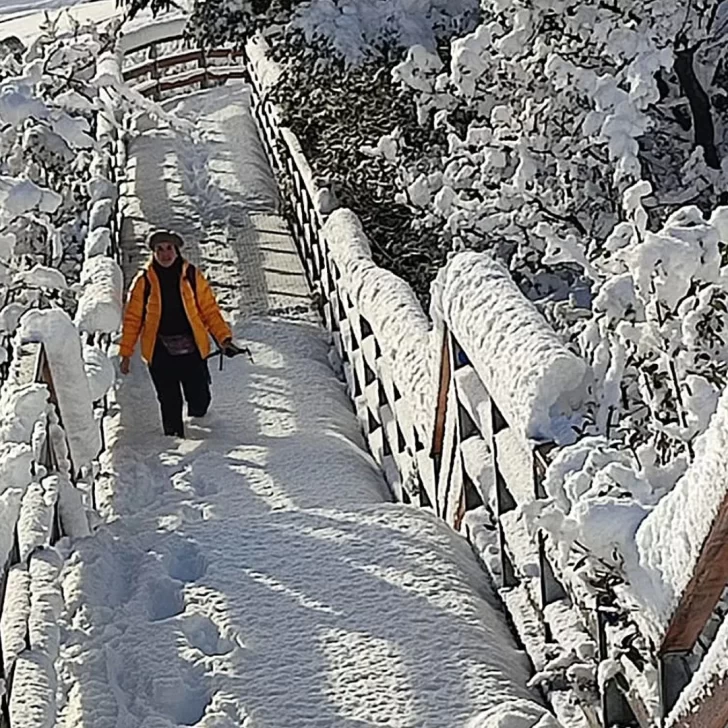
{"left": 388, "top": 0, "right": 728, "bottom": 456}
{"left": 0, "top": 14, "right": 125, "bottom": 368}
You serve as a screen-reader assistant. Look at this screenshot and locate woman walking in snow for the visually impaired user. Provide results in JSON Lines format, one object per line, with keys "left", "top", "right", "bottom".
{"left": 119, "top": 230, "right": 241, "bottom": 437}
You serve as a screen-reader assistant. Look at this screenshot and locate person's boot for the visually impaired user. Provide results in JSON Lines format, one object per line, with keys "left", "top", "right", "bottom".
{"left": 163, "top": 418, "right": 184, "bottom": 437}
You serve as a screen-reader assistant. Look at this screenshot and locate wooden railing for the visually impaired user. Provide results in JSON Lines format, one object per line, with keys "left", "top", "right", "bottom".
{"left": 122, "top": 35, "right": 245, "bottom": 99}
{"left": 117, "top": 27, "right": 728, "bottom": 728}
{"left": 0, "top": 345, "right": 80, "bottom": 728}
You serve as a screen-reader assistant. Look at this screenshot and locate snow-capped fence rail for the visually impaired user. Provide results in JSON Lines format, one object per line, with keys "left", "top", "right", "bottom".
{"left": 245, "top": 41, "right": 440, "bottom": 506}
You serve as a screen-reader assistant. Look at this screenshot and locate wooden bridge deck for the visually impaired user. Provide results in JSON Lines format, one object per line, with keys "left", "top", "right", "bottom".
{"left": 119, "top": 83, "right": 312, "bottom": 324}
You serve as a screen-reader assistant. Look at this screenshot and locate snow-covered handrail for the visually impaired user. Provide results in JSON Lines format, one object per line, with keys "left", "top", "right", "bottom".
{"left": 119, "top": 16, "right": 186, "bottom": 55}
{"left": 633, "top": 389, "right": 728, "bottom": 654}
{"left": 0, "top": 323, "right": 93, "bottom": 727}
{"left": 431, "top": 253, "right": 586, "bottom": 446}
{"left": 321, "top": 210, "right": 438, "bottom": 504}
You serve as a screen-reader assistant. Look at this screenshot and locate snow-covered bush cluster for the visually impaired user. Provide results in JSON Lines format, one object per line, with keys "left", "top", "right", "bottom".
{"left": 391, "top": 2, "right": 728, "bottom": 462}
{"left": 0, "top": 11, "right": 128, "bottom": 377}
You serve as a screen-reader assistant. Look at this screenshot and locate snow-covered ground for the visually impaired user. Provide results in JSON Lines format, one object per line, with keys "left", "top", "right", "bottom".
{"left": 54, "top": 82, "right": 553, "bottom": 727}
{"left": 0, "top": 0, "right": 115, "bottom": 33}
{"left": 59, "top": 317, "right": 550, "bottom": 727}
{"left": 0, "top": 0, "right": 180, "bottom": 42}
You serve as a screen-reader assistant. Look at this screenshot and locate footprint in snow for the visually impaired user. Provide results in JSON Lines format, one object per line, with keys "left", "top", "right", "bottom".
{"left": 150, "top": 662, "right": 211, "bottom": 726}
{"left": 147, "top": 578, "right": 185, "bottom": 622}
{"left": 164, "top": 539, "right": 207, "bottom": 583}
{"left": 180, "top": 613, "right": 234, "bottom": 656}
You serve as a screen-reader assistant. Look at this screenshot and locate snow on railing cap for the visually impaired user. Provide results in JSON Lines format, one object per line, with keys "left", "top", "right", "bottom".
{"left": 246, "top": 34, "right": 284, "bottom": 91}
{"left": 666, "top": 615, "right": 728, "bottom": 727}
{"left": 118, "top": 16, "right": 186, "bottom": 55}
{"left": 633, "top": 386, "right": 728, "bottom": 633}
{"left": 431, "top": 252, "right": 587, "bottom": 445}
{"left": 19, "top": 308, "right": 100, "bottom": 469}
{"left": 323, "top": 209, "right": 436, "bottom": 441}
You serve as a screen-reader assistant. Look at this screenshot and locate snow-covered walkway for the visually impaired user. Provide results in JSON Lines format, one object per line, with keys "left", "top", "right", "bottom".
{"left": 56, "top": 84, "right": 552, "bottom": 727}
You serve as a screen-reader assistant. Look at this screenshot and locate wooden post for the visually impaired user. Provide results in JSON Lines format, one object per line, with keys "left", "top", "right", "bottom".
{"left": 430, "top": 331, "right": 450, "bottom": 478}
{"left": 199, "top": 47, "right": 208, "bottom": 89}
{"left": 659, "top": 652, "right": 693, "bottom": 721}
{"left": 149, "top": 44, "right": 160, "bottom": 100}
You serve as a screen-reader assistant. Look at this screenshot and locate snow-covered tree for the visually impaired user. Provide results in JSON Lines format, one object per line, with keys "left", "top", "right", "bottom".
{"left": 0, "top": 12, "right": 127, "bottom": 376}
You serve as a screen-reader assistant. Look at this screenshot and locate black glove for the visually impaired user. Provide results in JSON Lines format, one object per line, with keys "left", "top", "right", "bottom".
{"left": 222, "top": 340, "right": 247, "bottom": 358}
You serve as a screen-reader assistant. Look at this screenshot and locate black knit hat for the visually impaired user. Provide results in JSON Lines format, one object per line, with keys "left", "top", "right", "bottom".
{"left": 148, "top": 230, "right": 184, "bottom": 250}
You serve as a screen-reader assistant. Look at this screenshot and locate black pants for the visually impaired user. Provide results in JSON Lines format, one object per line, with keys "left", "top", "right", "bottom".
{"left": 149, "top": 342, "right": 211, "bottom": 436}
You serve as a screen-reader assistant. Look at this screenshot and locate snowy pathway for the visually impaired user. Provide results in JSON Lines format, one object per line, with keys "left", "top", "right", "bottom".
{"left": 56, "top": 85, "right": 550, "bottom": 727}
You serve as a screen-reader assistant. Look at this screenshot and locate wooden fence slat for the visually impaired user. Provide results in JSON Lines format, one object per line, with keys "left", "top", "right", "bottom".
{"left": 430, "top": 333, "right": 450, "bottom": 471}
{"left": 661, "top": 492, "right": 728, "bottom": 654}
{"left": 669, "top": 677, "right": 728, "bottom": 728}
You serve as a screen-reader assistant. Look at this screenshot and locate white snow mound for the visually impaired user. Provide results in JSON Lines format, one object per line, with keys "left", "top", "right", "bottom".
{"left": 432, "top": 252, "right": 587, "bottom": 444}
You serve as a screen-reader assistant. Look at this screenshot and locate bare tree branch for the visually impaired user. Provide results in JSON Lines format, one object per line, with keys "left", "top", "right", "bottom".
{"left": 674, "top": 45, "right": 721, "bottom": 169}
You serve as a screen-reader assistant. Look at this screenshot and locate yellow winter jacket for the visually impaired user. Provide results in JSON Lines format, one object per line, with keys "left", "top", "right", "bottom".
{"left": 119, "top": 259, "right": 232, "bottom": 363}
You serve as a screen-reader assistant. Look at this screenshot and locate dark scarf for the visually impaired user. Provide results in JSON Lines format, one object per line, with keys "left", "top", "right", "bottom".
{"left": 153, "top": 257, "right": 193, "bottom": 336}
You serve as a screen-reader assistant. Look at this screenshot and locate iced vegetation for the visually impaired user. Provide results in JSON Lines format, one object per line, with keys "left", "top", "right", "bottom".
{"left": 0, "top": 10, "right": 123, "bottom": 366}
